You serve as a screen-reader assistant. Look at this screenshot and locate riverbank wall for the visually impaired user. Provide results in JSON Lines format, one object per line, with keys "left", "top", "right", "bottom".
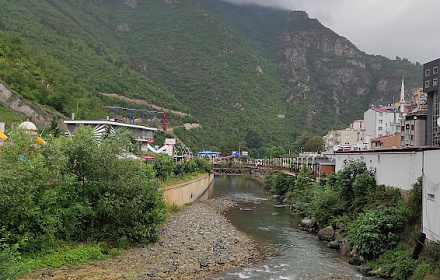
{"left": 161, "top": 173, "right": 214, "bottom": 206}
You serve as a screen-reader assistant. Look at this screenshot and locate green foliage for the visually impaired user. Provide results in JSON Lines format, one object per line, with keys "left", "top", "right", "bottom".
{"left": 245, "top": 129, "right": 264, "bottom": 149}
{"left": 291, "top": 165, "right": 315, "bottom": 202}
{"left": 410, "top": 262, "right": 433, "bottom": 280}
{"left": 293, "top": 135, "right": 325, "bottom": 153}
{"left": 328, "top": 159, "right": 376, "bottom": 211}
{"left": 22, "top": 243, "right": 118, "bottom": 271}
{"left": 193, "top": 158, "right": 212, "bottom": 173}
{"left": 0, "top": 238, "right": 29, "bottom": 280}
{"left": 406, "top": 177, "right": 423, "bottom": 222}
{"left": 305, "top": 185, "right": 345, "bottom": 225}
{"left": 0, "top": 126, "right": 166, "bottom": 257}
{"left": 263, "top": 172, "right": 295, "bottom": 196}
{"left": 350, "top": 206, "right": 404, "bottom": 259}
{"left": 182, "top": 115, "right": 198, "bottom": 124}
{"left": 423, "top": 241, "right": 440, "bottom": 262}
{"left": 152, "top": 154, "right": 175, "bottom": 181}
{"left": 265, "top": 146, "right": 286, "bottom": 158}
{"left": 367, "top": 247, "right": 417, "bottom": 280}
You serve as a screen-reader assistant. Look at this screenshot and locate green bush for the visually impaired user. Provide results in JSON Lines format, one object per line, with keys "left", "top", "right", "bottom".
{"left": 368, "top": 247, "right": 417, "bottom": 279}
{"left": 350, "top": 206, "right": 404, "bottom": 259}
{"left": 152, "top": 154, "right": 174, "bottom": 181}
{"left": 193, "top": 158, "right": 212, "bottom": 173}
{"left": 328, "top": 159, "right": 376, "bottom": 211}
{"left": 0, "top": 240, "right": 29, "bottom": 280}
{"left": 263, "top": 172, "right": 295, "bottom": 196}
{"left": 411, "top": 262, "right": 433, "bottom": 280}
{"left": 0, "top": 126, "right": 167, "bottom": 256}
{"left": 305, "top": 185, "right": 344, "bottom": 225}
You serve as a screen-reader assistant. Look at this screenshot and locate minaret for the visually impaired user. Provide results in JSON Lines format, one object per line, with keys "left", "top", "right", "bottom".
{"left": 400, "top": 77, "right": 405, "bottom": 113}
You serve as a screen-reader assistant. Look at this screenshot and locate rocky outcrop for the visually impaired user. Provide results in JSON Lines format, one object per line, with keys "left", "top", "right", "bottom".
{"left": 123, "top": 0, "right": 137, "bottom": 8}
{"left": 116, "top": 23, "right": 130, "bottom": 31}
{"left": 0, "top": 82, "right": 56, "bottom": 127}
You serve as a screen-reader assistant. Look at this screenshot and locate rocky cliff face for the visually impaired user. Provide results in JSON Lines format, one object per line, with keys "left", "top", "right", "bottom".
{"left": 276, "top": 11, "right": 420, "bottom": 123}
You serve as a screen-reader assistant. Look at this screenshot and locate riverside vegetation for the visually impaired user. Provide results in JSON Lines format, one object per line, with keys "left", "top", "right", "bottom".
{"left": 0, "top": 125, "right": 212, "bottom": 280}
{"left": 264, "top": 160, "right": 440, "bottom": 279}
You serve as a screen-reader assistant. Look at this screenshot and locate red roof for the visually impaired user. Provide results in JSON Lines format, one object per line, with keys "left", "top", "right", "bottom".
{"left": 371, "top": 134, "right": 399, "bottom": 142}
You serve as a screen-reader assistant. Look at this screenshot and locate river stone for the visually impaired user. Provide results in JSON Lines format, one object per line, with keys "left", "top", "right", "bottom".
{"left": 300, "top": 217, "right": 315, "bottom": 232}
{"left": 318, "top": 226, "right": 335, "bottom": 241}
{"left": 356, "top": 266, "right": 373, "bottom": 275}
{"left": 340, "top": 240, "right": 352, "bottom": 256}
{"left": 327, "top": 240, "right": 340, "bottom": 249}
{"left": 349, "top": 249, "right": 365, "bottom": 265}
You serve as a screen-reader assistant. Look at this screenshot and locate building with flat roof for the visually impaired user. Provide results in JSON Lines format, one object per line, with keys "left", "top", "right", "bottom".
{"left": 423, "top": 58, "right": 440, "bottom": 145}
{"left": 64, "top": 119, "right": 156, "bottom": 151}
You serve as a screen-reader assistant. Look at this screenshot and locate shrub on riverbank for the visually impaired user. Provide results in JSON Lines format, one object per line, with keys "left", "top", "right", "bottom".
{"left": 0, "top": 126, "right": 166, "bottom": 279}
{"left": 153, "top": 154, "right": 212, "bottom": 181}
{"left": 264, "top": 158, "right": 436, "bottom": 279}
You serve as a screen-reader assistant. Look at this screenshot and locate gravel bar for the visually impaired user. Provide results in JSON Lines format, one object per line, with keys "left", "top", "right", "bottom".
{"left": 20, "top": 196, "right": 263, "bottom": 280}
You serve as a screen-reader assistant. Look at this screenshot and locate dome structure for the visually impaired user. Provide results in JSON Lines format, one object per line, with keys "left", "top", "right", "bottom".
{"left": 18, "top": 120, "right": 38, "bottom": 136}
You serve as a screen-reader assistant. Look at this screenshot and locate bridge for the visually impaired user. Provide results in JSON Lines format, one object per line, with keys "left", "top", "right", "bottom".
{"left": 211, "top": 157, "right": 335, "bottom": 177}
{"left": 213, "top": 158, "right": 301, "bottom": 176}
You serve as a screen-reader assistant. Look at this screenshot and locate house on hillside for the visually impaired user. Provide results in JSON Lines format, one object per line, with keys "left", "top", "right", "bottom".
{"left": 64, "top": 118, "right": 156, "bottom": 151}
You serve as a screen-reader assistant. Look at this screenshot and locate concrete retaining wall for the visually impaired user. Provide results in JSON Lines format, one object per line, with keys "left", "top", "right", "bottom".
{"left": 161, "top": 173, "right": 214, "bottom": 206}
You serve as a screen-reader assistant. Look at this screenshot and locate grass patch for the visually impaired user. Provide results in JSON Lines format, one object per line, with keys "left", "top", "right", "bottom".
{"left": 162, "top": 172, "right": 207, "bottom": 187}
{"left": 21, "top": 242, "right": 121, "bottom": 271}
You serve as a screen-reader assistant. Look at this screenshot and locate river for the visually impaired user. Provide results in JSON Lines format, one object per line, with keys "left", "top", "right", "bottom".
{"left": 206, "top": 175, "right": 374, "bottom": 280}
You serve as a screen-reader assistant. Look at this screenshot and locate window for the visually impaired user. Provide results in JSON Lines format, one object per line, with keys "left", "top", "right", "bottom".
{"left": 426, "top": 69, "right": 431, "bottom": 77}
{"left": 425, "top": 80, "right": 430, "bottom": 88}
{"left": 434, "top": 66, "right": 439, "bottom": 74}
{"left": 411, "top": 125, "right": 414, "bottom": 131}
{"left": 401, "top": 126, "right": 405, "bottom": 132}
{"left": 379, "top": 119, "right": 383, "bottom": 124}
{"left": 379, "top": 112, "right": 383, "bottom": 116}
{"left": 427, "top": 193, "right": 435, "bottom": 201}
{"left": 406, "top": 124, "right": 410, "bottom": 130}
{"left": 378, "top": 127, "right": 383, "bottom": 131}
{"left": 434, "top": 78, "right": 438, "bottom": 86}
{"left": 411, "top": 135, "right": 414, "bottom": 141}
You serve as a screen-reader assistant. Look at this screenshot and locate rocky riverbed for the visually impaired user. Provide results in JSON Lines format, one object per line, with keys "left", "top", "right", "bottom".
{"left": 19, "top": 197, "right": 266, "bottom": 280}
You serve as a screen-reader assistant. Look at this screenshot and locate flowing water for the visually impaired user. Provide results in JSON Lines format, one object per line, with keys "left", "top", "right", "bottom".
{"left": 207, "top": 175, "right": 375, "bottom": 280}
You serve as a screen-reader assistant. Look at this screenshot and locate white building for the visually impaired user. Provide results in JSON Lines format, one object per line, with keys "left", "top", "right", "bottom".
{"left": 335, "top": 148, "right": 440, "bottom": 242}
{"left": 364, "top": 106, "right": 401, "bottom": 138}
{"left": 324, "top": 120, "right": 374, "bottom": 152}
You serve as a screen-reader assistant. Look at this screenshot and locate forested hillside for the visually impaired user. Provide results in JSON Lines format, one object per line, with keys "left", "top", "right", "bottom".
{"left": 0, "top": 0, "right": 422, "bottom": 154}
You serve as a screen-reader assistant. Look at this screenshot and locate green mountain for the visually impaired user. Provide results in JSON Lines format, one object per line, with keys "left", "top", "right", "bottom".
{"left": 0, "top": 0, "right": 422, "bottom": 154}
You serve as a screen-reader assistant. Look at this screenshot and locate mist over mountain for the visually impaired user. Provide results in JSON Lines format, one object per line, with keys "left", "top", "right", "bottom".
{"left": 0, "top": 0, "right": 421, "bottom": 154}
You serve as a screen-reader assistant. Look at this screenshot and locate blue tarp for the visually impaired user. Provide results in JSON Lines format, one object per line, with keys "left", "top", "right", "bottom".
{"left": 198, "top": 151, "right": 220, "bottom": 158}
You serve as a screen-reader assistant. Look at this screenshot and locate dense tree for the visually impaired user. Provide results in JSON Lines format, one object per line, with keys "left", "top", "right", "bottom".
{"left": 265, "top": 146, "right": 286, "bottom": 158}
{"left": 245, "top": 129, "right": 263, "bottom": 149}
{"left": 293, "top": 135, "right": 325, "bottom": 153}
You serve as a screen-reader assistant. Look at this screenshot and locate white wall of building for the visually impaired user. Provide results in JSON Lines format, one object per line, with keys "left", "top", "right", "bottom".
{"left": 364, "top": 108, "right": 400, "bottom": 138}
{"left": 335, "top": 149, "right": 440, "bottom": 242}
{"left": 335, "top": 152, "right": 423, "bottom": 191}
{"left": 422, "top": 150, "right": 440, "bottom": 241}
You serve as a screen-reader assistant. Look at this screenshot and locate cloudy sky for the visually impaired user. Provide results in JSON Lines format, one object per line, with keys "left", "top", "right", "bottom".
{"left": 225, "top": 0, "right": 439, "bottom": 64}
